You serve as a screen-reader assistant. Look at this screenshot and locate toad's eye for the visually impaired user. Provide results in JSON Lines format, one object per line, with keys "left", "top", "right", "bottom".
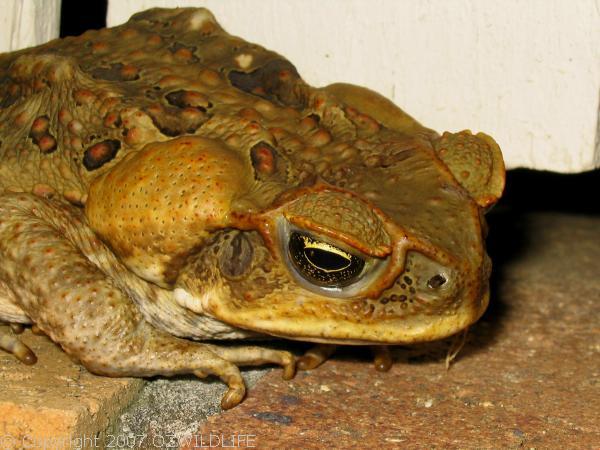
{"left": 288, "top": 232, "right": 365, "bottom": 287}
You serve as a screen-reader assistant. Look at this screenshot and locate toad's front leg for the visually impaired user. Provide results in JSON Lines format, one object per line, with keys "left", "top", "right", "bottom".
{"left": 0, "top": 193, "right": 294, "bottom": 409}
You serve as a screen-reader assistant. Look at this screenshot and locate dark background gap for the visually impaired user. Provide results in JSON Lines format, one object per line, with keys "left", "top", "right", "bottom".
{"left": 498, "top": 168, "right": 599, "bottom": 214}
{"left": 60, "top": 0, "right": 107, "bottom": 37}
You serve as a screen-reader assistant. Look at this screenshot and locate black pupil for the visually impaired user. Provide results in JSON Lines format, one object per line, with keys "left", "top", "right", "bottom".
{"left": 288, "top": 232, "right": 365, "bottom": 287}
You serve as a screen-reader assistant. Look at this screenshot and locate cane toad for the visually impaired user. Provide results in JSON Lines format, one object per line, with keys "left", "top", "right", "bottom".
{"left": 0, "top": 8, "right": 505, "bottom": 408}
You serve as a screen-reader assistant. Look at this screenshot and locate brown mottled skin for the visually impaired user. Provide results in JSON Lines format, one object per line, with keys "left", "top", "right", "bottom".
{"left": 0, "top": 8, "right": 505, "bottom": 408}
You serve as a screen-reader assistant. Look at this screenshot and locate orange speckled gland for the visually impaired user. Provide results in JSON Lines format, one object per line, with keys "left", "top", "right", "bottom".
{"left": 58, "top": 108, "right": 73, "bottom": 125}
{"left": 158, "top": 75, "right": 186, "bottom": 88}
{"left": 120, "top": 64, "right": 139, "bottom": 80}
{"left": 103, "top": 112, "right": 120, "bottom": 128}
{"left": 313, "top": 96, "right": 326, "bottom": 109}
{"left": 252, "top": 144, "right": 276, "bottom": 175}
{"left": 30, "top": 116, "right": 50, "bottom": 134}
{"left": 88, "top": 142, "right": 112, "bottom": 161}
{"left": 14, "top": 111, "right": 30, "bottom": 126}
{"left": 91, "top": 42, "right": 109, "bottom": 54}
{"left": 198, "top": 69, "right": 222, "bottom": 87}
{"left": 73, "top": 89, "right": 96, "bottom": 105}
{"left": 32, "top": 183, "right": 56, "bottom": 198}
{"left": 179, "top": 108, "right": 203, "bottom": 123}
{"left": 37, "top": 135, "right": 57, "bottom": 153}
{"left": 308, "top": 129, "right": 332, "bottom": 147}
{"left": 147, "top": 34, "right": 162, "bottom": 46}
{"left": 120, "top": 28, "right": 138, "bottom": 39}
{"left": 357, "top": 113, "right": 380, "bottom": 134}
{"left": 85, "top": 136, "right": 251, "bottom": 285}
{"left": 244, "top": 122, "right": 262, "bottom": 135}
{"left": 67, "top": 120, "right": 83, "bottom": 135}
{"left": 63, "top": 190, "right": 84, "bottom": 205}
{"left": 298, "top": 116, "right": 319, "bottom": 133}
{"left": 127, "top": 50, "right": 146, "bottom": 60}
{"left": 345, "top": 106, "right": 359, "bottom": 118}
{"left": 238, "top": 108, "right": 262, "bottom": 121}
{"left": 174, "top": 48, "right": 194, "bottom": 61}
{"left": 179, "top": 91, "right": 210, "bottom": 108}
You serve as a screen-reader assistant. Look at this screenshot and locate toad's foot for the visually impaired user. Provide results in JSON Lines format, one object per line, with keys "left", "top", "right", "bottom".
{"left": 298, "top": 343, "right": 393, "bottom": 372}
{"left": 196, "top": 345, "right": 295, "bottom": 409}
{"left": 297, "top": 344, "right": 337, "bottom": 370}
{"left": 371, "top": 345, "right": 393, "bottom": 372}
{"left": 87, "top": 332, "right": 296, "bottom": 409}
{"left": 208, "top": 345, "right": 296, "bottom": 380}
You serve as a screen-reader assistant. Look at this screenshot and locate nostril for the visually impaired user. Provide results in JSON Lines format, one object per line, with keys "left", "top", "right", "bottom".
{"left": 427, "top": 274, "right": 447, "bottom": 289}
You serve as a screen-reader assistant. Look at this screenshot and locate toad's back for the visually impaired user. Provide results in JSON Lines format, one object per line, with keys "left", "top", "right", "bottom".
{"left": 0, "top": 8, "right": 313, "bottom": 203}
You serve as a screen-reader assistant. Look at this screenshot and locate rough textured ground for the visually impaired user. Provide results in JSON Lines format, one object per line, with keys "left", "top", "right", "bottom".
{"left": 0, "top": 210, "right": 598, "bottom": 449}
{"left": 107, "top": 368, "right": 271, "bottom": 450}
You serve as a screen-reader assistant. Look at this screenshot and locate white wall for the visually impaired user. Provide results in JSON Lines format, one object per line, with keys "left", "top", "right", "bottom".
{"left": 2, "top": 0, "right": 598, "bottom": 173}
{"left": 0, "top": 0, "right": 61, "bottom": 53}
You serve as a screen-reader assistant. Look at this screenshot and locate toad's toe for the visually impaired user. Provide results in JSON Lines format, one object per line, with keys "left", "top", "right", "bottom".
{"left": 297, "top": 344, "right": 337, "bottom": 370}
{"left": 371, "top": 345, "right": 393, "bottom": 372}
{"left": 0, "top": 330, "right": 37, "bottom": 365}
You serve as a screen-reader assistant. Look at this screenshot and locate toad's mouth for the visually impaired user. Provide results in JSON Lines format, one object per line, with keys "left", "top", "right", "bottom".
{"left": 190, "top": 285, "right": 489, "bottom": 345}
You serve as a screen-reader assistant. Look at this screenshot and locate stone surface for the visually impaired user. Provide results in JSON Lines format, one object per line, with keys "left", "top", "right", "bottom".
{"left": 107, "top": 368, "right": 274, "bottom": 450}
{"left": 0, "top": 327, "right": 142, "bottom": 449}
{"left": 182, "top": 211, "right": 600, "bottom": 449}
